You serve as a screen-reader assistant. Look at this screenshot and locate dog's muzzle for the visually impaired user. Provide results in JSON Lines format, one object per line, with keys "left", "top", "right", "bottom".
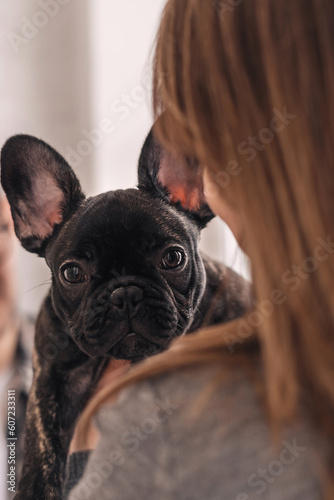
{"left": 71, "top": 277, "right": 179, "bottom": 358}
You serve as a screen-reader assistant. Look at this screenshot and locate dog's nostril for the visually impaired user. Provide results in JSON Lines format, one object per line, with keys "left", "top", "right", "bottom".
{"left": 110, "top": 287, "right": 127, "bottom": 309}
{"left": 110, "top": 286, "right": 144, "bottom": 311}
{"left": 127, "top": 286, "right": 144, "bottom": 306}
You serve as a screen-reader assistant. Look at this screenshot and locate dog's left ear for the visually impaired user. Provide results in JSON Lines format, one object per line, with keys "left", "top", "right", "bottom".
{"left": 138, "top": 129, "right": 214, "bottom": 228}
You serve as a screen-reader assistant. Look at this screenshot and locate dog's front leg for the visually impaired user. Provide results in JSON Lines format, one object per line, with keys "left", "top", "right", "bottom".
{"left": 14, "top": 348, "right": 107, "bottom": 500}
{"left": 14, "top": 359, "right": 68, "bottom": 500}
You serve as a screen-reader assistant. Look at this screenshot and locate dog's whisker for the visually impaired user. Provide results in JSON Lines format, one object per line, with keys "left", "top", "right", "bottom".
{"left": 25, "top": 280, "right": 52, "bottom": 294}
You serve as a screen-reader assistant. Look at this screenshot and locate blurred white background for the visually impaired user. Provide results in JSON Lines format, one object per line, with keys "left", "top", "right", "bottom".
{"left": 0, "top": 0, "right": 248, "bottom": 316}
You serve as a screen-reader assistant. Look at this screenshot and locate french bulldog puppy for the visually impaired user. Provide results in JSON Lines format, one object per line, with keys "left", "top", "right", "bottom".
{"left": 1, "top": 129, "right": 251, "bottom": 500}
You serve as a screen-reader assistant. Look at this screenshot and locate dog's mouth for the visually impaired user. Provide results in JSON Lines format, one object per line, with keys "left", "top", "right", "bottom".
{"left": 107, "top": 331, "right": 165, "bottom": 361}
{"left": 75, "top": 328, "right": 168, "bottom": 360}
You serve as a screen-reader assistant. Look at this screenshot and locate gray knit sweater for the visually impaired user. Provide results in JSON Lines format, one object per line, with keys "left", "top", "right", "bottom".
{"left": 67, "top": 367, "right": 329, "bottom": 500}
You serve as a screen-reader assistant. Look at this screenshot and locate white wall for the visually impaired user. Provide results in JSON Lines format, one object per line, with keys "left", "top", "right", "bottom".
{"left": 0, "top": 0, "right": 93, "bottom": 315}
{"left": 0, "top": 0, "right": 248, "bottom": 316}
{"left": 87, "top": 0, "right": 161, "bottom": 194}
{"left": 85, "top": 0, "right": 249, "bottom": 275}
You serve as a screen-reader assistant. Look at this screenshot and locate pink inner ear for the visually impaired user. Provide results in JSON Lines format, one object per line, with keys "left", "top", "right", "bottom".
{"left": 16, "top": 175, "right": 64, "bottom": 240}
{"left": 47, "top": 208, "right": 63, "bottom": 227}
{"left": 34, "top": 175, "right": 64, "bottom": 232}
{"left": 168, "top": 184, "right": 202, "bottom": 211}
{"left": 158, "top": 151, "right": 205, "bottom": 211}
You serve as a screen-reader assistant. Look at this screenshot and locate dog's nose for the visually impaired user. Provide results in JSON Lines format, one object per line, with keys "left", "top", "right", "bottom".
{"left": 127, "top": 286, "right": 144, "bottom": 306}
{"left": 110, "top": 286, "right": 144, "bottom": 315}
{"left": 110, "top": 287, "right": 126, "bottom": 309}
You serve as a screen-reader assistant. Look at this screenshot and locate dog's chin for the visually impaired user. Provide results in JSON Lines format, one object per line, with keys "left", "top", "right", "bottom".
{"left": 76, "top": 333, "right": 165, "bottom": 361}
{"left": 110, "top": 333, "right": 164, "bottom": 361}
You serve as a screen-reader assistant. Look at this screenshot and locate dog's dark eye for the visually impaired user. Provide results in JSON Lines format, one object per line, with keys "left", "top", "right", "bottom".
{"left": 160, "top": 248, "right": 185, "bottom": 270}
{"left": 62, "top": 265, "right": 87, "bottom": 284}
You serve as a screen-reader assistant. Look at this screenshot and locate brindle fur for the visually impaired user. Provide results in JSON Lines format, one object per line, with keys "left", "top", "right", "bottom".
{"left": 1, "top": 129, "right": 252, "bottom": 499}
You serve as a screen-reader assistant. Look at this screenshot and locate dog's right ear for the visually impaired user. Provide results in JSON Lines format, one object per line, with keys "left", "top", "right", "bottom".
{"left": 1, "top": 135, "right": 85, "bottom": 255}
{"left": 138, "top": 129, "right": 214, "bottom": 228}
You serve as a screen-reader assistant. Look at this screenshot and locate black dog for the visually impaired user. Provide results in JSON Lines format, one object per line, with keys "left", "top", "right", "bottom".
{"left": 1, "top": 129, "right": 251, "bottom": 499}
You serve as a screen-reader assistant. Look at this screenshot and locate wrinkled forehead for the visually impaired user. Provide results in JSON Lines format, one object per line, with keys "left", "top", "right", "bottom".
{"left": 48, "top": 189, "right": 199, "bottom": 261}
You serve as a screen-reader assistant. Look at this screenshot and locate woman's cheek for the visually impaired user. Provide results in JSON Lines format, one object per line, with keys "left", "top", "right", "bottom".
{"left": 202, "top": 167, "right": 242, "bottom": 244}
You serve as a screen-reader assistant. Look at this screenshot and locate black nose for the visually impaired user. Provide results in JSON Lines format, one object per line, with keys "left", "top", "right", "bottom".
{"left": 110, "top": 286, "right": 144, "bottom": 316}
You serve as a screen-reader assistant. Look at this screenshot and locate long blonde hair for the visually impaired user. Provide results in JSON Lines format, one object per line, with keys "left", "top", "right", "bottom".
{"left": 78, "top": 0, "right": 334, "bottom": 492}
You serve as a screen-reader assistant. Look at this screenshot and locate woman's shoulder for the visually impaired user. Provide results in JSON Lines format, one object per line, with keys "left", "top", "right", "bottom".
{"left": 95, "top": 364, "right": 252, "bottom": 435}
{"left": 92, "top": 365, "right": 329, "bottom": 499}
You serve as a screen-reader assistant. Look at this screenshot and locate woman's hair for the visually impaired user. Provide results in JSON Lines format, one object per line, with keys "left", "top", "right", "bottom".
{"left": 78, "top": 0, "right": 334, "bottom": 493}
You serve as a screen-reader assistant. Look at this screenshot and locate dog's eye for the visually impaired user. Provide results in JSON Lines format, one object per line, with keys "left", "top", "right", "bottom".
{"left": 160, "top": 248, "right": 185, "bottom": 270}
{"left": 62, "top": 265, "right": 88, "bottom": 284}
